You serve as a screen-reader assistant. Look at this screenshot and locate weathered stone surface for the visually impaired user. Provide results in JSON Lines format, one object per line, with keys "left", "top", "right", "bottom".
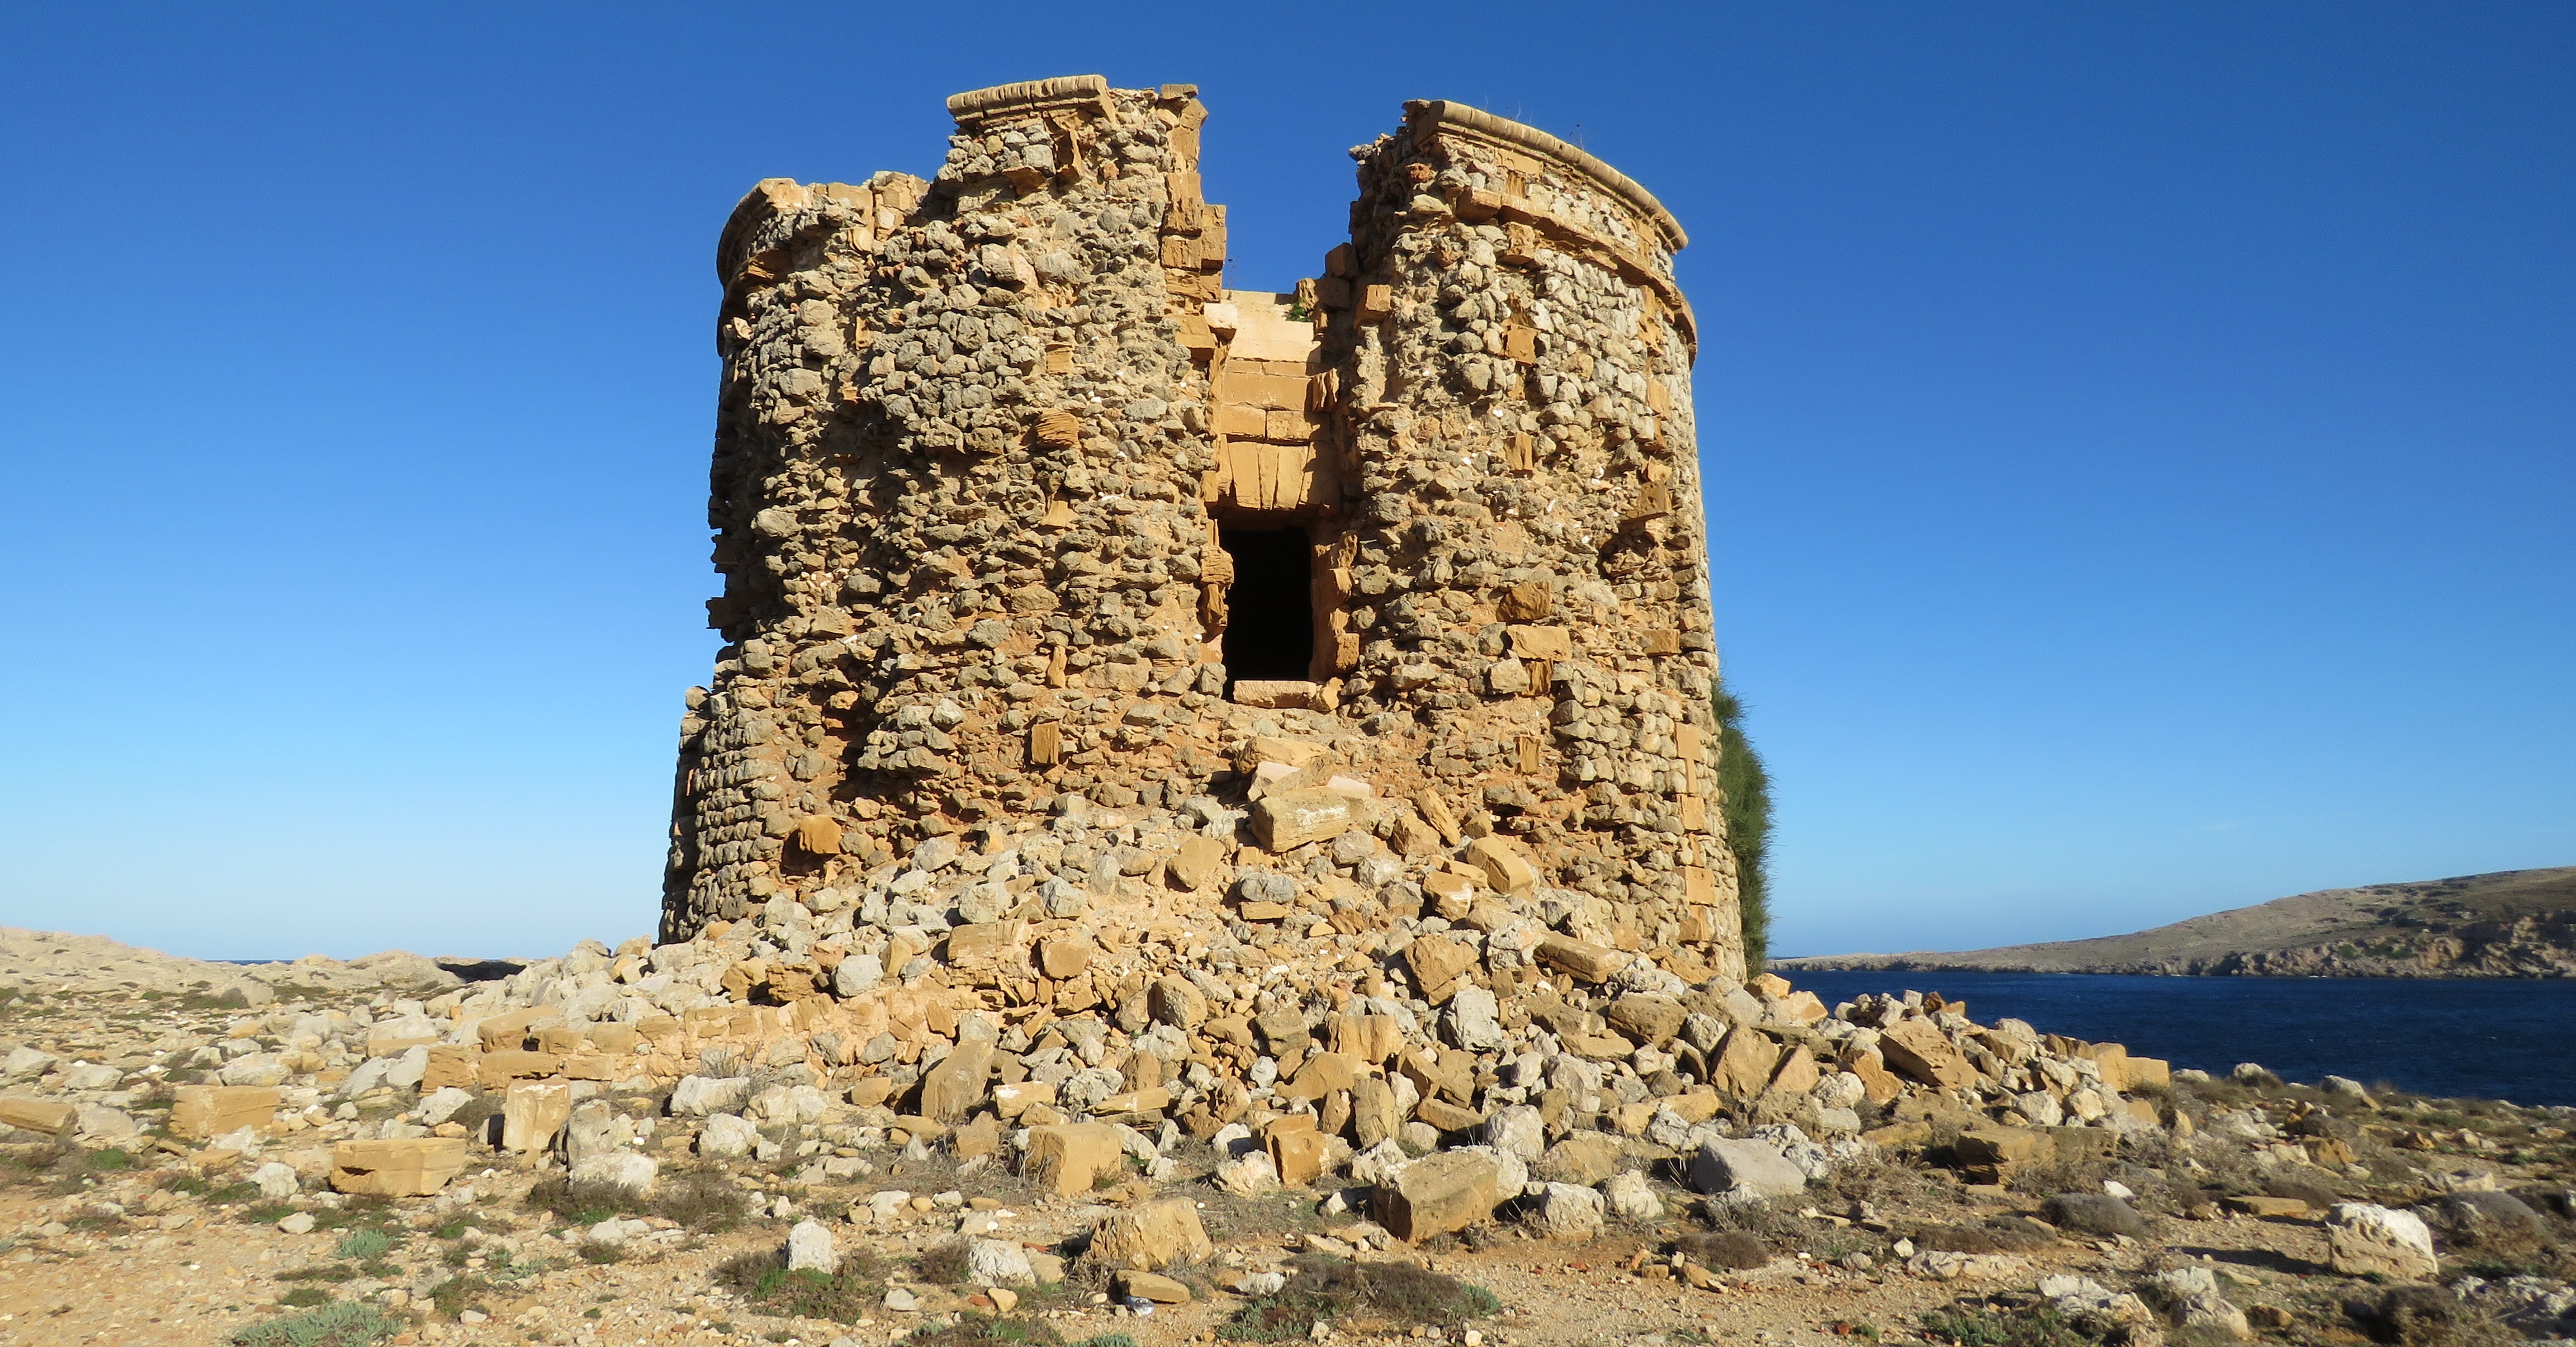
{"left": 2326, "top": 1203, "right": 2439, "bottom": 1279}
{"left": 788, "top": 1218, "right": 839, "bottom": 1274}
{"left": 0, "top": 1095, "right": 77, "bottom": 1134}
{"left": 1087, "top": 1199, "right": 1213, "bottom": 1269}
{"left": 501, "top": 1080, "right": 573, "bottom": 1153}
{"left": 329, "top": 1138, "right": 468, "bottom": 1196}
{"left": 1602, "top": 1169, "right": 1662, "bottom": 1220}
{"left": 1689, "top": 1138, "right": 1807, "bottom": 1200}
{"left": 919, "top": 1039, "right": 993, "bottom": 1122}
{"left": 1025, "top": 1123, "right": 1123, "bottom": 1197}
{"left": 1531, "top": 1181, "right": 1606, "bottom": 1239}
{"left": 968, "top": 1237, "right": 1035, "bottom": 1287}
{"left": 1374, "top": 1149, "right": 1508, "bottom": 1240}
{"left": 1251, "top": 790, "right": 1355, "bottom": 852}
{"left": 1117, "top": 1270, "right": 1194, "bottom": 1305}
{"left": 1878, "top": 1019, "right": 1978, "bottom": 1090}
{"left": 570, "top": 1152, "right": 659, "bottom": 1195}
{"left": 169, "top": 1085, "right": 280, "bottom": 1140}
{"left": 1539, "top": 1133, "right": 1626, "bottom": 1186}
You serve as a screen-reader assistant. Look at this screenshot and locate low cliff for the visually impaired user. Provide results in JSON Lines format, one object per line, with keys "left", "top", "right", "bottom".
{"left": 1775, "top": 866, "right": 2576, "bottom": 978}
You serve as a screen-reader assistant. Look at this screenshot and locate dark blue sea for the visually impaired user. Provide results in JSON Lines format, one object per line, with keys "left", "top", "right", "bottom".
{"left": 1786, "top": 971, "right": 2576, "bottom": 1108}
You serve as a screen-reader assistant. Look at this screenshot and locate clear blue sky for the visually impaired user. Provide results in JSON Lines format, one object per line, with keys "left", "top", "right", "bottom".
{"left": 2, "top": 4, "right": 2568, "bottom": 960}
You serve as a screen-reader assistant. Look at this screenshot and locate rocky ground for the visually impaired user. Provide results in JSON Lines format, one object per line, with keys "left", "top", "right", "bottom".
{"left": 7, "top": 926, "right": 2576, "bottom": 1347}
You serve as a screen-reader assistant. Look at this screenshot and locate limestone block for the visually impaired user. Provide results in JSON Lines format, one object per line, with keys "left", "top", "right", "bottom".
{"left": 968, "top": 1237, "right": 1036, "bottom": 1286}
{"left": 570, "top": 1152, "right": 659, "bottom": 1195}
{"left": 1464, "top": 835, "right": 1541, "bottom": 895}
{"left": 670, "top": 1075, "right": 751, "bottom": 1117}
{"left": 1689, "top": 1138, "right": 1807, "bottom": 1200}
{"left": 329, "top": 1137, "right": 468, "bottom": 1197}
{"left": 1708, "top": 1027, "right": 1782, "bottom": 1097}
{"left": 697, "top": 1114, "right": 759, "bottom": 1157}
{"left": 1087, "top": 1198, "right": 1214, "bottom": 1269}
{"left": 1117, "top": 1270, "right": 1194, "bottom": 1305}
{"left": 788, "top": 1218, "right": 839, "bottom": 1274}
{"left": 502, "top": 1080, "right": 574, "bottom": 1154}
{"left": 920, "top": 1039, "right": 995, "bottom": 1122}
{"left": 0, "top": 1096, "right": 75, "bottom": 1135}
{"left": 1877, "top": 1019, "right": 1978, "bottom": 1090}
{"left": 1266, "top": 1120, "right": 1327, "bottom": 1187}
{"left": 1603, "top": 1169, "right": 1663, "bottom": 1220}
{"left": 2326, "top": 1203, "right": 2439, "bottom": 1279}
{"left": 1251, "top": 790, "right": 1354, "bottom": 851}
{"left": 1025, "top": 1122, "right": 1123, "bottom": 1197}
{"left": 1167, "top": 834, "right": 1225, "bottom": 890}
{"left": 1531, "top": 1181, "right": 1606, "bottom": 1239}
{"left": 1538, "top": 1133, "right": 1624, "bottom": 1186}
{"left": 169, "top": 1085, "right": 281, "bottom": 1140}
{"left": 1605, "top": 994, "right": 1686, "bottom": 1045}
{"left": 993, "top": 1080, "right": 1057, "bottom": 1122}
{"left": 1282, "top": 1051, "right": 1362, "bottom": 1101}
{"left": 1535, "top": 935, "right": 1629, "bottom": 983}
{"left": 1373, "top": 1149, "right": 1508, "bottom": 1241}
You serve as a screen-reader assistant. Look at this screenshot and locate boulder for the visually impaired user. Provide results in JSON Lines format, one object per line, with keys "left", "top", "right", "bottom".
{"left": 918, "top": 1039, "right": 994, "bottom": 1122}
{"left": 1602, "top": 1170, "right": 1662, "bottom": 1221}
{"left": 1708, "top": 1028, "right": 1782, "bottom": 1098}
{"left": 1483, "top": 1104, "right": 1545, "bottom": 1162}
{"left": 251, "top": 1161, "right": 300, "bottom": 1200}
{"left": 1606, "top": 995, "right": 1687, "bottom": 1045}
{"left": 329, "top": 1138, "right": 468, "bottom": 1197}
{"left": 2326, "top": 1203, "right": 2439, "bottom": 1279}
{"left": 1215, "top": 1149, "right": 1281, "bottom": 1195}
{"left": 1877, "top": 1019, "right": 1978, "bottom": 1090}
{"left": 1087, "top": 1199, "right": 1213, "bottom": 1269}
{"left": 1688, "top": 1138, "right": 1807, "bottom": 1201}
{"left": 1373, "top": 1149, "right": 1508, "bottom": 1241}
{"left": 1538, "top": 1133, "right": 1625, "bottom": 1187}
{"left": 698, "top": 1113, "right": 759, "bottom": 1157}
{"left": 788, "top": 1219, "right": 839, "bottom": 1274}
{"left": 570, "top": 1152, "right": 659, "bottom": 1195}
{"left": 669, "top": 1075, "right": 751, "bottom": 1117}
{"left": 967, "top": 1237, "right": 1035, "bottom": 1287}
{"left": 1530, "top": 1181, "right": 1606, "bottom": 1239}
{"left": 1251, "top": 790, "right": 1353, "bottom": 851}
{"left": 1025, "top": 1122, "right": 1123, "bottom": 1197}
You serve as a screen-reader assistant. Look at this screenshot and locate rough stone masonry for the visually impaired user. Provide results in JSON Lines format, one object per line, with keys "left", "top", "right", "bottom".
{"left": 666, "top": 76, "right": 1737, "bottom": 999}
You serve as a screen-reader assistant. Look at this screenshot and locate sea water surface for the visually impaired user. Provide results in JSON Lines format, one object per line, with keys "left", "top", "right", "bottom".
{"left": 1785, "top": 971, "right": 2576, "bottom": 1108}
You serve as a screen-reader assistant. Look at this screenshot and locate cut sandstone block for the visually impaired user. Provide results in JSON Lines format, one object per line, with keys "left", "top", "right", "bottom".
{"left": 1025, "top": 1122, "right": 1123, "bottom": 1197}
{"left": 1877, "top": 1019, "right": 1980, "bottom": 1091}
{"left": 169, "top": 1085, "right": 280, "bottom": 1140}
{"left": 0, "top": 1096, "right": 76, "bottom": 1135}
{"left": 330, "top": 1138, "right": 468, "bottom": 1196}
{"left": 1088, "top": 1198, "right": 1214, "bottom": 1269}
{"left": 502, "top": 1080, "right": 573, "bottom": 1153}
{"left": 2326, "top": 1203, "right": 2439, "bottom": 1279}
{"left": 1251, "top": 789, "right": 1355, "bottom": 851}
{"left": 1373, "top": 1149, "right": 1507, "bottom": 1241}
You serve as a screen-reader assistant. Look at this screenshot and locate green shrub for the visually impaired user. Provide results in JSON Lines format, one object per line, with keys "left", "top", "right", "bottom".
{"left": 1920, "top": 1305, "right": 2091, "bottom": 1347}
{"left": 1712, "top": 684, "right": 1773, "bottom": 970}
{"left": 714, "top": 1248, "right": 889, "bottom": 1324}
{"left": 229, "top": 1299, "right": 404, "bottom": 1346}
{"left": 333, "top": 1228, "right": 397, "bottom": 1262}
{"left": 1221, "top": 1256, "right": 1499, "bottom": 1341}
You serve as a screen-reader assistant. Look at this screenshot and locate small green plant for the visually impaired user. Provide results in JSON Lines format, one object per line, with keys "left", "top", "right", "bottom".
{"left": 1221, "top": 1256, "right": 1499, "bottom": 1341}
{"left": 428, "top": 1275, "right": 491, "bottom": 1320}
{"left": 580, "top": 1242, "right": 625, "bottom": 1265}
{"left": 899, "top": 1315, "right": 1069, "bottom": 1347}
{"left": 229, "top": 1299, "right": 404, "bottom": 1346}
{"left": 917, "top": 1239, "right": 973, "bottom": 1284}
{"left": 334, "top": 1228, "right": 397, "bottom": 1262}
{"left": 1920, "top": 1305, "right": 2092, "bottom": 1347}
{"left": 86, "top": 1147, "right": 134, "bottom": 1171}
{"left": 278, "top": 1288, "right": 333, "bottom": 1308}
{"left": 716, "top": 1249, "right": 891, "bottom": 1324}
{"left": 242, "top": 1202, "right": 297, "bottom": 1225}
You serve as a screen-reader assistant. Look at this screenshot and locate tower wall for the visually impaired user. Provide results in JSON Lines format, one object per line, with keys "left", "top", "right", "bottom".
{"left": 664, "top": 79, "right": 1741, "bottom": 987}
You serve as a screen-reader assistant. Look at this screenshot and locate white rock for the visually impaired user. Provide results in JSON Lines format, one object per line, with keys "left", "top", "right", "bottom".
{"left": 1482, "top": 1105, "right": 1545, "bottom": 1162}
{"left": 670, "top": 1075, "right": 751, "bottom": 1117}
{"left": 1601, "top": 1170, "right": 1662, "bottom": 1220}
{"left": 967, "top": 1237, "right": 1035, "bottom": 1286}
{"left": 1348, "top": 1138, "right": 1412, "bottom": 1187}
{"left": 2326, "top": 1202, "right": 2440, "bottom": 1279}
{"left": 252, "top": 1161, "right": 301, "bottom": 1201}
{"left": 1530, "top": 1182, "right": 1605, "bottom": 1239}
{"left": 833, "top": 955, "right": 884, "bottom": 998}
{"left": 698, "top": 1113, "right": 759, "bottom": 1158}
{"left": 3, "top": 1046, "right": 59, "bottom": 1080}
{"left": 418, "top": 1087, "right": 475, "bottom": 1126}
{"left": 1214, "top": 1149, "right": 1281, "bottom": 1196}
{"left": 1689, "top": 1138, "right": 1807, "bottom": 1200}
{"left": 787, "top": 1219, "right": 838, "bottom": 1274}
{"left": 570, "top": 1152, "right": 660, "bottom": 1196}
{"left": 277, "top": 1211, "right": 316, "bottom": 1235}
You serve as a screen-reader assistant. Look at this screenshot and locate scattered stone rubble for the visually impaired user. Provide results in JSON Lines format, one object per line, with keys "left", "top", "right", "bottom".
{"left": 11, "top": 922, "right": 2576, "bottom": 1345}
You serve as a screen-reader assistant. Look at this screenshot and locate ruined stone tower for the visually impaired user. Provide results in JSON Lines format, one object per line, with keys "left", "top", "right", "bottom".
{"left": 666, "top": 77, "right": 1739, "bottom": 987}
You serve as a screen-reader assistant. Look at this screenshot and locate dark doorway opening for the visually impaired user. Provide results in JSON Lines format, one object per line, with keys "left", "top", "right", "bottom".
{"left": 1219, "top": 524, "right": 1313, "bottom": 683}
